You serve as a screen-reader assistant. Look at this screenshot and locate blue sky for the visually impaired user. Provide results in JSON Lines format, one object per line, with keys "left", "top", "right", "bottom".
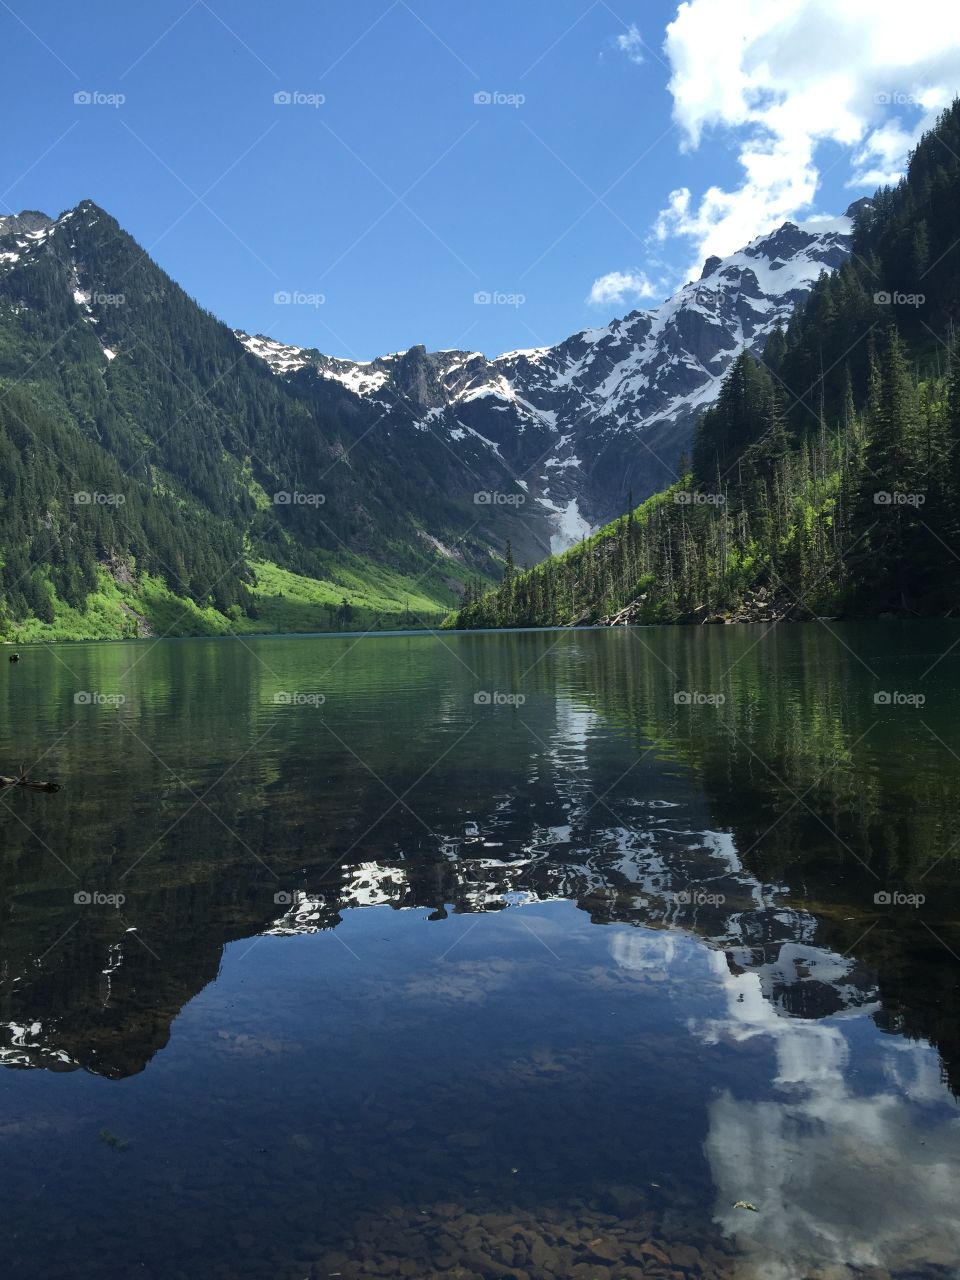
{"left": 2, "top": 0, "right": 954, "bottom": 358}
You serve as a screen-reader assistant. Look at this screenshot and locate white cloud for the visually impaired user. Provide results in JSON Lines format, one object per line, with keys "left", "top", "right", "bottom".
{"left": 588, "top": 269, "right": 662, "bottom": 307}
{"left": 657, "top": 0, "right": 960, "bottom": 270}
{"left": 698, "top": 948, "right": 960, "bottom": 1278}
{"left": 615, "top": 24, "right": 645, "bottom": 66}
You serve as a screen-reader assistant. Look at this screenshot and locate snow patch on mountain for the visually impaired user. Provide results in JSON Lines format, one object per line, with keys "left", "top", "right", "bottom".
{"left": 237, "top": 332, "right": 309, "bottom": 375}
{"left": 539, "top": 496, "right": 592, "bottom": 554}
{"left": 0, "top": 207, "right": 127, "bottom": 364}
{"left": 235, "top": 207, "right": 860, "bottom": 552}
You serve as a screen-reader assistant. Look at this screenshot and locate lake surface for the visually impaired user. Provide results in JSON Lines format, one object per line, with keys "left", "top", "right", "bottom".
{"left": 1, "top": 622, "right": 959, "bottom": 1280}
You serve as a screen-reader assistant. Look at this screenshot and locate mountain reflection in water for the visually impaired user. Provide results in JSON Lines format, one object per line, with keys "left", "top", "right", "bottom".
{"left": 1, "top": 624, "right": 958, "bottom": 1279}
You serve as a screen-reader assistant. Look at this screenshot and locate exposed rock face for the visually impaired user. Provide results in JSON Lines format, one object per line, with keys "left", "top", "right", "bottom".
{"left": 0, "top": 201, "right": 554, "bottom": 571}
{"left": 0, "top": 194, "right": 858, "bottom": 569}
{"left": 238, "top": 206, "right": 859, "bottom": 552}
{"left": 0, "top": 210, "right": 54, "bottom": 236}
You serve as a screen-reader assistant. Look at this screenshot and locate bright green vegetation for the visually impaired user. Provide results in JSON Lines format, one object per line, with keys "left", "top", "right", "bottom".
{"left": 454, "top": 99, "right": 960, "bottom": 631}
{"left": 0, "top": 201, "right": 502, "bottom": 642}
{"left": 0, "top": 569, "right": 221, "bottom": 644}
{"left": 0, "top": 555, "right": 455, "bottom": 644}
{"left": 239, "top": 559, "right": 458, "bottom": 633}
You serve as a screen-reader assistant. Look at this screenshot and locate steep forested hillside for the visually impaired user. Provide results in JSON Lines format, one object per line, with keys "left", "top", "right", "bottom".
{"left": 452, "top": 99, "right": 960, "bottom": 631}
{"left": 0, "top": 203, "right": 534, "bottom": 638}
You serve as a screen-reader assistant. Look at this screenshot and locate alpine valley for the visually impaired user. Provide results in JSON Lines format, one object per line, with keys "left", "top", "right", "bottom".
{"left": 454, "top": 102, "right": 960, "bottom": 633}
{"left": 0, "top": 183, "right": 857, "bottom": 640}
{"left": 236, "top": 206, "right": 856, "bottom": 552}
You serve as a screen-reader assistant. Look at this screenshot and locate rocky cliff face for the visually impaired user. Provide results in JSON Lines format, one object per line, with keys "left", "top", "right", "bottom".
{"left": 239, "top": 206, "right": 860, "bottom": 552}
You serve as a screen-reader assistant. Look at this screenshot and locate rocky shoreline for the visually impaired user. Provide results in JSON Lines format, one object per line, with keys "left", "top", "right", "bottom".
{"left": 596, "top": 587, "right": 808, "bottom": 629}
{"left": 306, "top": 1193, "right": 737, "bottom": 1280}
{"left": 302, "top": 1192, "right": 903, "bottom": 1280}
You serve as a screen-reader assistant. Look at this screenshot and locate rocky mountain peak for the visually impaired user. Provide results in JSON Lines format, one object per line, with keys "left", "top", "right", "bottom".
{"left": 0, "top": 210, "right": 54, "bottom": 236}
{"left": 844, "top": 196, "right": 873, "bottom": 219}
{"left": 236, "top": 210, "right": 855, "bottom": 553}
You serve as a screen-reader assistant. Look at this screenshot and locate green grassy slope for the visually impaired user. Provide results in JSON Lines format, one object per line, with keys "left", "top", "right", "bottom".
{"left": 0, "top": 554, "right": 463, "bottom": 644}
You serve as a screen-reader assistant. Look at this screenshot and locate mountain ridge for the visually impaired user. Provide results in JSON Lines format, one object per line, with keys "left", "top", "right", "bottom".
{"left": 237, "top": 203, "right": 861, "bottom": 550}
{"left": 0, "top": 198, "right": 550, "bottom": 637}
{"left": 0, "top": 193, "right": 861, "bottom": 638}
{"left": 451, "top": 100, "right": 960, "bottom": 631}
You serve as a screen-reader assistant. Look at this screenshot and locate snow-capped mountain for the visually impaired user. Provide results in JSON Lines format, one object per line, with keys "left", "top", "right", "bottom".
{"left": 0, "top": 197, "right": 859, "bottom": 570}
{"left": 238, "top": 205, "right": 860, "bottom": 551}
{"left": 0, "top": 199, "right": 555, "bottom": 578}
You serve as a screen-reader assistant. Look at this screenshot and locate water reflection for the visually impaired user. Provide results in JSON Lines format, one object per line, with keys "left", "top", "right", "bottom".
{"left": 0, "top": 625, "right": 958, "bottom": 1278}
{"left": 702, "top": 955, "right": 960, "bottom": 1278}
{"left": 0, "top": 788, "right": 889, "bottom": 1079}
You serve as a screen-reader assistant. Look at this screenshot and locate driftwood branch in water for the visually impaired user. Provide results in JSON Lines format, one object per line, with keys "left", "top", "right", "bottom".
{"left": 0, "top": 768, "right": 62, "bottom": 793}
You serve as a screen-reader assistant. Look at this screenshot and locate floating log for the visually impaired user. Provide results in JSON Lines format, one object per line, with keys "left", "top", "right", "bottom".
{"left": 0, "top": 767, "right": 61, "bottom": 793}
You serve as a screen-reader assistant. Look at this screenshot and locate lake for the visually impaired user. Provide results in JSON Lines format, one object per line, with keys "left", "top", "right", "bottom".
{"left": 1, "top": 622, "right": 959, "bottom": 1280}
